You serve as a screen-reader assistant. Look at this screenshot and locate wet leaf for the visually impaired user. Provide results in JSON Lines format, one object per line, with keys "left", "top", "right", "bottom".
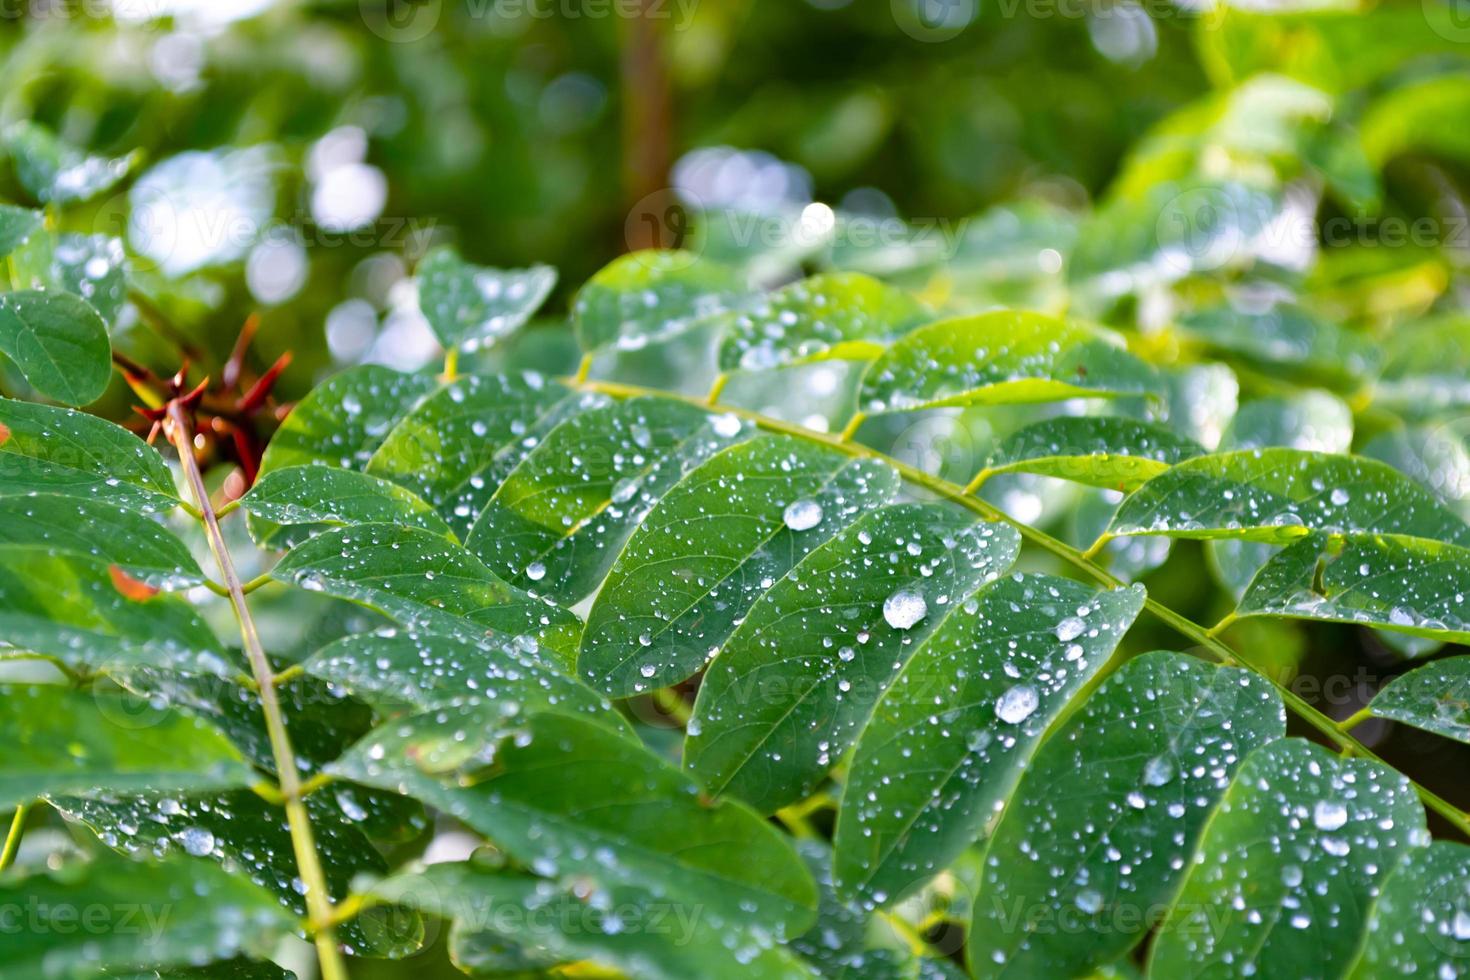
{"left": 4, "top": 120, "right": 136, "bottom": 204}
{"left": 416, "top": 246, "right": 556, "bottom": 352}
{"left": 579, "top": 435, "right": 898, "bottom": 696}
{"left": 1178, "top": 303, "right": 1377, "bottom": 387}
{"left": 1108, "top": 449, "right": 1470, "bottom": 545}
{"left": 257, "top": 365, "right": 438, "bottom": 475}
{"left": 858, "top": 312, "right": 1159, "bottom": 413}
{"left": 573, "top": 249, "right": 749, "bottom": 354}
{"left": 0, "top": 289, "right": 111, "bottom": 405}
{"left": 466, "top": 396, "right": 743, "bottom": 602}
{"left": 685, "top": 503, "right": 1022, "bottom": 813}
{"left": 369, "top": 862, "right": 818, "bottom": 980}
{"left": 0, "top": 203, "right": 42, "bottom": 258}
{"left": 1148, "top": 739, "right": 1427, "bottom": 979}
{"left": 1347, "top": 841, "right": 1470, "bottom": 978}
{"left": 242, "top": 465, "right": 453, "bottom": 545}
{"left": 0, "top": 495, "right": 203, "bottom": 589}
{"left": 835, "top": 576, "right": 1145, "bottom": 909}
{"left": 966, "top": 652, "right": 1285, "bottom": 978}
{"left": 1369, "top": 655, "right": 1470, "bottom": 744}
{"left": 982, "top": 417, "right": 1204, "bottom": 491}
{"left": 332, "top": 708, "right": 819, "bottom": 940}
{"left": 0, "top": 396, "right": 178, "bottom": 511}
{"left": 0, "top": 684, "right": 252, "bottom": 808}
{"left": 716, "top": 271, "right": 930, "bottom": 372}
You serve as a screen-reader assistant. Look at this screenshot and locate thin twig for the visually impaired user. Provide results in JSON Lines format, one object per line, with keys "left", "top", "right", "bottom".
{"left": 0, "top": 803, "right": 30, "bottom": 872}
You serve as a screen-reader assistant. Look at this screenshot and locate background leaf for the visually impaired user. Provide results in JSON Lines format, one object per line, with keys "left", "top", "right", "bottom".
{"left": 0, "top": 289, "right": 110, "bottom": 404}
{"left": 416, "top": 246, "right": 556, "bottom": 352}
{"left": 1369, "top": 655, "right": 1470, "bottom": 744}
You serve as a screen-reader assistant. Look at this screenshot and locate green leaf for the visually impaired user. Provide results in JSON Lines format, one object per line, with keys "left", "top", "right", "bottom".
{"left": 303, "top": 627, "right": 627, "bottom": 732}
{"left": 369, "top": 862, "right": 818, "bottom": 980}
{"left": 332, "top": 708, "right": 820, "bottom": 940}
{"left": 241, "top": 465, "right": 454, "bottom": 545}
{"left": 0, "top": 496, "right": 203, "bottom": 589}
{"left": 257, "top": 365, "right": 438, "bottom": 475}
{"left": 858, "top": 312, "right": 1159, "bottom": 414}
{"left": 1237, "top": 532, "right": 1470, "bottom": 644}
{"left": 0, "top": 546, "right": 232, "bottom": 676}
{"left": 788, "top": 841, "right": 917, "bottom": 980}
{"left": 3, "top": 120, "right": 137, "bottom": 205}
{"left": 0, "top": 683, "right": 253, "bottom": 809}
{"left": 1107, "top": 449, "right": 1470, "bottom": 545}
{"left": 982, "top": 417, "right": 1204, "bottom": 491}
{"left": 835, "top": 576, "right": 1145, "bottom": 908}
{"left": 364, "top": 372, "right": 573, "bottom": 537}
{"left": 1374, "top": 315, "right": 1470, "bottom": 419}
{"left": 465, "top": 396, "right": 743, "bottom": 602}
{"left": 51, "top": 789, "right": 419, "bottom": 959}
{"left": 965, "top": 652, "right": 1285, "bottom": 978}
{"left": 0, "top": 396, "right": 177, "bottom": 511}
{"left": 1347, "top": 841, "right": 1470, "bottom": 978}
{"left": 715, "top": 271, "right": 930, "bottom": 372}
{"left": 573, "top": 249, "right": 749, "bottom": 354}
{"left": 685, "top": 503, "right": 1022, "bottom": 813}
{"left": 2, "top": 855, "right": 288, "bottom": 975}
{"left": 0, "top": 203, "right": 42, "bottom": 258}
{"left": 1369, "top": 655, "right": 1470, "bottom": 744}
{"left": 579, "top": 435, "right": 899, "bottom": 696}
{"left": 103, "top": 960, "right": 296, "bottom": 980}
{"left": 1178, "top": 304, "right": 1378, "bottom": 386}
{"left": 416, "top": 246, "right": 556, "bottom": 351}
{"left": 12, "top": 231, "right": 129, "bottom": 325}
{"left": 0, "top": 289, "right": 112, "bottom": 405}
{"left": 270, "top": 524, "right": 581, "bottom": 661}
{"left": 1147, "top": 739, "right": 1427, "bottom": 979}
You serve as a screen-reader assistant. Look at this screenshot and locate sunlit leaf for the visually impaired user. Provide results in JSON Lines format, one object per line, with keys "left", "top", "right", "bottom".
{"left": 716, "top": 271, "right": 929, "bottom": 372}
{"left": 982, "top": 417, "right": 1203, "bottom": 491}
{"left": 242, "top": 465, "right": 453, "bottom": 545}
{"left": 579, "top": 435, "right": 898, "bottom": 696}
{"left": 573, "top": 249, "right": 749, "bottom": 354}
{"left": 417, "top": 246, "right": 557, "bottom": 352}
{"left": 858, "top": 312, "right": 1159, "bottom": 413}
{"left": 4, "top": 120, "right": 137, "bottom": 205}
{"left": 0, "top": 203, "right": 42, "bottom": 258}
{"left": 1178, "top": 303, "right": 1377, "bottom": 386}
{"left": 257, "top": 365, "right": 437, "bottom": 475}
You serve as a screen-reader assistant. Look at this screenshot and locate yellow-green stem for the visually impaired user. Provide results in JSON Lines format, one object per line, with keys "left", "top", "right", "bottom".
{"left": 569, "top": 376, "right": 1470, "bottom": 840}
{"left": 1, "top": 802, "right": 30, "bottom": 871}
{"left": 166, "top": 403, "right": 351, "bottom": 980}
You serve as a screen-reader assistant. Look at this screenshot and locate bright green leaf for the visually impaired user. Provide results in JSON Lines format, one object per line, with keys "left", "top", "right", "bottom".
{"left": 0, "top": 203, "right": 42, "bottom": 258}
{"left": 1369, "top": 655, "right": 1470, "bottom": 744}
{"left": 3, "top": 120, "right": 136, "bottom": 205}
{"left": 242, "top": 465, "right": 454, "bottom": 544}
{"left": 1347, "top": 841, "right": 1470, "bottom": 978}
{"left": 982, "top": 417, "right": 1203, "bottom": 491}
{"left": 573, "top": 249, "right": 749, "bottom": 354}
{"left": 257, "top": 365, "right": 438, "bottom": 475}
{"left": 416, "top": 246, "right": 556, "bottom": 352}
{"left": 1178, "top": 304, "right": 1377, "bottom": 386}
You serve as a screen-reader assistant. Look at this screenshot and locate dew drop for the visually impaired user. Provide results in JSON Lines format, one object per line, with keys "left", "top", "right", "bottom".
{"left": 783, "top": 499, "right": 824, "bottom": 532}
{"left": 883, "top": 588, "right": 927, "bottom": 630}
{"left": 995, "top": 684, "right": 1038, "bottom": 724}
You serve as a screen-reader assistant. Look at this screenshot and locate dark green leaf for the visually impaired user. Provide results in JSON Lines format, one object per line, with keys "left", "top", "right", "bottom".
{"left": 257, "top": 365, "right": 437, "bottom": 475}
{"left": 270, "top": 523, "right": 582, "bottom": 661}
{"left": 858, "top": 312, "right": 1159, "bottom": 413}
{"left": 369, "top": 862, "right": 817, "bottom": 980}
{"left": 303, "top": 627, "right": 627, "bottom": 732}
{"left": 982, "top": 417, "right": 1203, "bottom": 491}
{"left": 573, "top": 249, "right": 749, "bottom": 354}
{"left": 0, "top": 289, "right": 112, "bottom": 405}
{"left": 1148, "top": 739, "right": 1427, "bottom": 978}
{"left": 965, "top": 652, "right": 1285, "bottom": 978}
{"left": 788, "top": 841, "right": 916, "bottom": 980}
{"left": 364, "top": 372, "right": 573, "bottom": 538}
{"left": 242, "top": 465, "right": 453, "bottom": 544}
{"left": 716, "top": 271, "right": 930, "bottom": 372}
{"left": 579, "top": 435, "right": 899, "bottom": 696}
{"left": 835, "top": 576, "right": 1145, "bottom": 908}
{"left": 1221, "top": 392, "right": 1353, "bottom": 454}
{"left": 0, "top": 396, "right": 177, "bottom": 511}
{"left": 0, "top": 684, "right": 253, "bottom": 808}
{"left": 1237, "top": 532, "right": 1470, "bottom": 644}
{"left": 1, "top": 853, "right": 289, "bottom": 976}
{"left": 1347, "top": 841, "right": 1470, "bottom": 978}
{"left": 1107, "top": 449, "right": 1470, "bottom": 545}
{"left": 332, "top": 708, "right": 820, "bottom": 940}
{"left": 0, "top": 496, "right": 203, "bottom": 588}
{"left": 685, "top": 503, "right": 1021, "bottom": 813}
{"left": 465, "top": 395, "right": 743, "bottom": 602}
{"left": 1369, "top": 655, "right": 1470, "bottom": 744}
{"left": 416, "top": 246, "right": 556, "bottom": 351}
{"left": 1178, "top": 304, "right": 1377, "bottom": 386}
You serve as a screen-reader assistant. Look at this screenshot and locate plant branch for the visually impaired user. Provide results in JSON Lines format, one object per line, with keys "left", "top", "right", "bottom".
{"left": 165, "top": 401, "right": 351, "bottom": 980}
{"left": 570, "top": 376, "right": 1470, "bottom": 839}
